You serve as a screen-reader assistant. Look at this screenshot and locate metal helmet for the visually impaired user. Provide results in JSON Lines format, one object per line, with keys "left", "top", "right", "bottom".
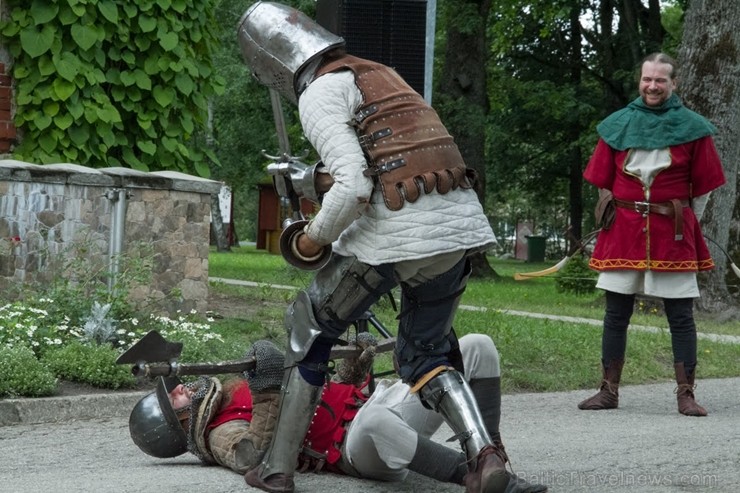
{"left": 237, "top": 1, "right": 345, "bottom": 103}
{"left": 128, "top": 377, "right": 188, "bottom": 458}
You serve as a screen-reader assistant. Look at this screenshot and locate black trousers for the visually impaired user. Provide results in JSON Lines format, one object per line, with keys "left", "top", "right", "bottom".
{"left": 602, "top": 291, "right": 698, "bottom": 372}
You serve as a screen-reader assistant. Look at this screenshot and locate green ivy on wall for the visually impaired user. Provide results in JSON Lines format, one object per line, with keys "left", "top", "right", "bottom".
{"left": 0, "top": 0, "right": 225, "bottom": 176}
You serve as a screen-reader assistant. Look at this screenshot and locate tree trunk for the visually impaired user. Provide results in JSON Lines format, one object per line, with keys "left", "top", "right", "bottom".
{"left": 677, "top": 0, "right": 740, "bottom": 313}
{"left": 210, "top": 193, "right": 232, "bottom": 253}
{"left": 438, "top": 0, "right": 497, "bottom": 278}
{"left": 567, "top": 3, "right": 584, "bottom": 244}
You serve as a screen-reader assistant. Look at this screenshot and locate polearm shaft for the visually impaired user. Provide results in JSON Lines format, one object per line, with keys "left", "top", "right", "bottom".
{"left": 129, "top": 337, "right": 397, "bottom": 379}
{"left": 268, "top": 88, "right": 291, "bottom": 158}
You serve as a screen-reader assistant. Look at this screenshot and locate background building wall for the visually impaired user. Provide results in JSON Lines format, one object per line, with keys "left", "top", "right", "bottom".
{"left": 0, "top": 161, "right": 222, "bottom": 315}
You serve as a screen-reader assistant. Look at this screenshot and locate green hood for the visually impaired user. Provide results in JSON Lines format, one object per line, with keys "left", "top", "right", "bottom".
{"left": 596, "top": 94, "right": 716, "bottom": 151}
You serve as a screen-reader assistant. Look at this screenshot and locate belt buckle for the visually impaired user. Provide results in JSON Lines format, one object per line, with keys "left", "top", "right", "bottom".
{"left": 633, "top": 201, "right": 650, "bottom": 214}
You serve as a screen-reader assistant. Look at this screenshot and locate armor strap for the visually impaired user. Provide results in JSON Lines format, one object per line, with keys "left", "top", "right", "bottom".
{"left": 316, "top": 55, "right": 472, "bottom": 211}
{"left": 409, "top": 365, "right": 454, "bottom": 394}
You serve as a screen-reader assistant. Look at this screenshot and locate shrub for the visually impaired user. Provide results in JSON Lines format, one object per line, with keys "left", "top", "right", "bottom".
{"left": 0, "top": 299, "right": 83, "bottom": 357}
{"left": 145, "top": 312, "right": 227, "bottom": 363}
{"left": 0, "top": 345, "right": 57, "bottom": 397}
{"left": 43, "top": 342, "right": 137, "bottom": 390}
{"left": 0, "top": 0, "right": 224, "bottom": 173}
{"left": 0, "top": 236, "right": 228, "bottom": 395}
{"left": 555, "top": 254, "right": 597, "bottom": 295}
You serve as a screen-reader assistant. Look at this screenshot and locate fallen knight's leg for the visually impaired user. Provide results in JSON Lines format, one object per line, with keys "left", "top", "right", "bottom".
{"left": 398, "top": 257, "right": 508, "bottom": 493}
{"left": 413, "top": 367, "right": 508, "bottom": 493}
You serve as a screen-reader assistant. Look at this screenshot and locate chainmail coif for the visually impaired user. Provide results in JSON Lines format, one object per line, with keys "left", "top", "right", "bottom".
{"left": 243, "top": 340, "right": 285, "bottom": 392}
{"left": 184, "top": 377, "right": 215, "bottom": 463}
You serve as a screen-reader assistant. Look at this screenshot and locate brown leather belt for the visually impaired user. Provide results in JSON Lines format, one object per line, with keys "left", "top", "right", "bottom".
{"left": 614, "top": 199, "right": 690, "bottom": 240}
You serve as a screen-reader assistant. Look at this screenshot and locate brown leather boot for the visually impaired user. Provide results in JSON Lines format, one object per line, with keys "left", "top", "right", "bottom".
{"left": 578, "top": 359, "right": 624, "bottom": 410}
{"left": 463, "top": 444, "right": 509, "bottom": 493}
{"left": 674, "top": 362, "right": 708, "bottom": 417}
{"left": 244, "top": 465, "right": 294, "bottom": 493}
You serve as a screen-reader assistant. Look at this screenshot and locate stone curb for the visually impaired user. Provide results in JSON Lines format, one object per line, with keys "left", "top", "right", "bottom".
{"left": 0, "top": 391, "right": 147, "bottom": 427}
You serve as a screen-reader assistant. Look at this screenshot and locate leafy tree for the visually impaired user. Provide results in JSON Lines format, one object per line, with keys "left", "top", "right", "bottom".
{"left": 436, "top": 0, "right": 499, "bottom": 276}
{"left": 210, "top": 0, "right": 317, "bottom": 241}
{"left": 1, "top": 0, "right": 225, "bottom": 175}
{"left": 483, "top": 1, "right": 673, "bottom": 250}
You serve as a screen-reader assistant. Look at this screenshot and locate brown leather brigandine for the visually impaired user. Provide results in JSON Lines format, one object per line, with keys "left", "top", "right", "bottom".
{"left": 315, "top": 54, "right": 474, "bottom": 211}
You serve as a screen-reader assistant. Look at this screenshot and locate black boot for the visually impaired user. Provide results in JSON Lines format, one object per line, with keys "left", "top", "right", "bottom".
{"left": 408, "top": 435, "right": 468, "bottom": 484}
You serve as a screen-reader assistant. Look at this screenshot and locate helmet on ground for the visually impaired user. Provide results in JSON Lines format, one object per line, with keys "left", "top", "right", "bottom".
{"left": 237, "top": 1, "right": 345, "bottom": 103}
{"left": 128, "top": 376, "right": 188, "bottom": 458}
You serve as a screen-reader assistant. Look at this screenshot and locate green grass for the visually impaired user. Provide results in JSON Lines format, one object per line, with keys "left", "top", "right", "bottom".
{"left": 208, "top": 245, "right": 740, "bottom": 394}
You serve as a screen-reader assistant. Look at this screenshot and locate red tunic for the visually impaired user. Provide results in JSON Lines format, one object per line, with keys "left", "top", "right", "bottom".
{"left": 207, "top": 381, "right": 253, "bottom": 430}
{"left": 584, "top": 136, "right": 725, "bottom": 272}
{"left": 302, "top": 379, "right": 369, "bottom": 471}
{"left": 205, "top": 379, "right": 368, "bottom": 472}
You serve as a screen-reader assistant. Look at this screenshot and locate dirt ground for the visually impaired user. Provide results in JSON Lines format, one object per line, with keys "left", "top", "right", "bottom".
{"left": 204, "top": 289, "right": 254, "bottom": 319}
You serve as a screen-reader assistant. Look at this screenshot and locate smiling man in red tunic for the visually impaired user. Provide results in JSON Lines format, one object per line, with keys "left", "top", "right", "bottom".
{"left": 578, "top": 52, "right": 726, "bottom": 417}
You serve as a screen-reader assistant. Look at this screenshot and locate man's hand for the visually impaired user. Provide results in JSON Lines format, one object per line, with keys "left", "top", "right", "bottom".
{"left": 295, "top": 231, "right": 323, "bottom": 259}
{"left": 280, "top": 219, "right": 331, "bottom": 270}
{"left": 334, "top": 332, "right": 379, "bottom": 386}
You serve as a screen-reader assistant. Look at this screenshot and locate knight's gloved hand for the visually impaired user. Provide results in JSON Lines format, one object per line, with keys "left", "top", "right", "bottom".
{"left": 243, "top": 340, "right": 285, "bottom": 393}
{"left": 334, "top": 332, "right": 378, "bottom": 386}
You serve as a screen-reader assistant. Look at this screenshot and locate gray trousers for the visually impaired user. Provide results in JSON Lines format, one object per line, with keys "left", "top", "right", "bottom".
{"left": 339, "top": 334, "right": 500, "bottom": 481}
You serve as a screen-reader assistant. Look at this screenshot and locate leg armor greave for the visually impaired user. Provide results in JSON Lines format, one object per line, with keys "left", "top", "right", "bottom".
{"left": 284, "top": 253, "right": 394, "bottom": 368}
{"left": 245, "top": 366, "right": 323, "bottom": 489}
{"left": 418, "top": 369, "right": 493, "bottom": 461}
{"left": 284, "top": 290, "right": 323, "bottom": 367}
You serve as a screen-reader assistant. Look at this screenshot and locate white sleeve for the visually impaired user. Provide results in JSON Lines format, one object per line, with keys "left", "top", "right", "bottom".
{"left": 298, "top": 71, "right": 374, "bottom": 245}
{"left": 692, "top": 192, "right": 710, "bottom": 222}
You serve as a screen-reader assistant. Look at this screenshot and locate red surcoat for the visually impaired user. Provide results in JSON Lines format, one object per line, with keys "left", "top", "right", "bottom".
{"left": 206, "top": 379, "right": 367, "bottom": 472}
{"left": 584, "top": 136, "right": 725, "bottom": 272}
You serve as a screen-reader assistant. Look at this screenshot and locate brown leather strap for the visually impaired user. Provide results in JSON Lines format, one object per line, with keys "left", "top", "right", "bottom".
{"left": 614, "top": 199, "right": 690, "bottom": 240}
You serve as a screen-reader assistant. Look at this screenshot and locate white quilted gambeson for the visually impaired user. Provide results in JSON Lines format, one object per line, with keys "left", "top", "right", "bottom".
{"left": 298, "top": 71, "right": 496, "bottom": 266}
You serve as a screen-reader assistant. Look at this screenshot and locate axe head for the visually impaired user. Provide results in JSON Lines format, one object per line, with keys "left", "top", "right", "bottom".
{"left": 116, "top": 330, "right": 183, "bottom": 365}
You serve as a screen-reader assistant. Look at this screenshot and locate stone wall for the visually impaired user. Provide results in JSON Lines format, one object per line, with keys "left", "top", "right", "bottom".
{"left": 0, "top": 160, "right": 222, "bottom": 315}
